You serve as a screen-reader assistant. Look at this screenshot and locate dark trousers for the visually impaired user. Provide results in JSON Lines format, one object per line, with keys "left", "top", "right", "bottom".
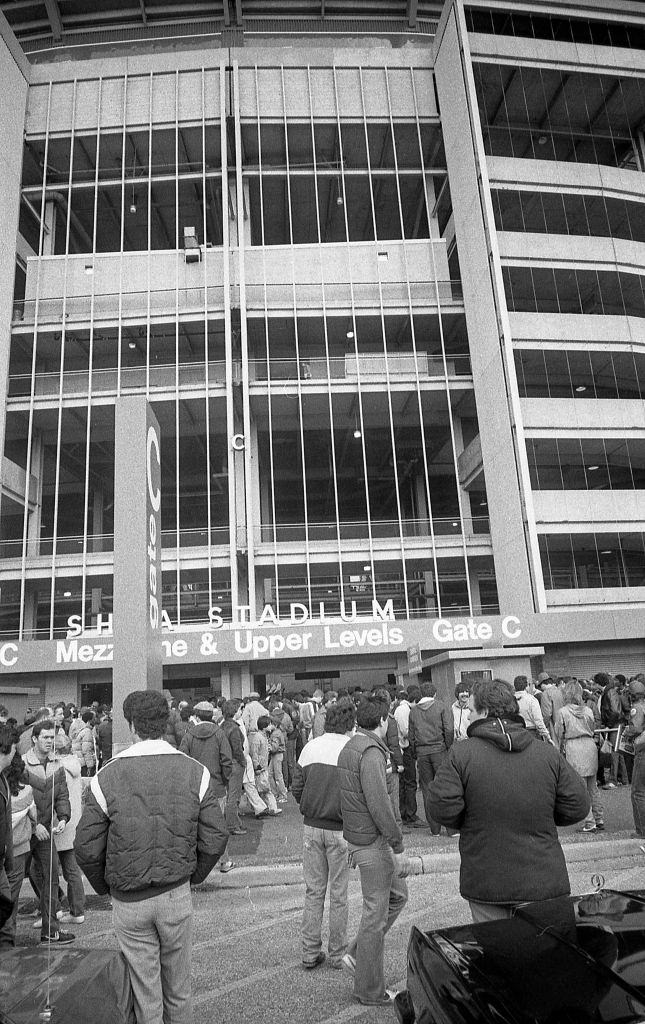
{"left": 28, "top": 837, "right": 60, "bottom": 937}
{"left": 399, "top": 747, "right": 418, "bottom": 822}
{"left": 0, "top": 854, "right": 26, "bottom": 947}
{"left": 417, "top": 749, "right": 449, "bottom": 834}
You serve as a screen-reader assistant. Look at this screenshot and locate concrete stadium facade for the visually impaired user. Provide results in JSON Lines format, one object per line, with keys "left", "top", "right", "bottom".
{"left": 0, "top": 0, "right": 643, "bottom": 713}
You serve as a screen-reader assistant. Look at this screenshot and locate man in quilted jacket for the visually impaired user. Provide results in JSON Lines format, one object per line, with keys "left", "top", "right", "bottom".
{"left": 75, "top": 690, "right": 228, "bottom": 1024}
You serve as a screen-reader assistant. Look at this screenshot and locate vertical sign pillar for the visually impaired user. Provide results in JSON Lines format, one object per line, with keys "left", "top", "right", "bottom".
{"left": 112, "top": 397, "right": 163, "bottom": 752}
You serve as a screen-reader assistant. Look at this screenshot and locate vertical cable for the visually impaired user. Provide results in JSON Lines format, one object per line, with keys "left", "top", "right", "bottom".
{"left": 306, "top": 66, "right": 345, "bottom": 611}
{"left": 19, "top": 82, "right": 52, "bottom": 639}
{"left": 48, "top": 79, "right": 78, "bottom": 638}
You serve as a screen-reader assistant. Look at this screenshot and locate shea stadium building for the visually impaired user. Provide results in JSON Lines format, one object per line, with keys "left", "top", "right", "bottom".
{"left": 0, "top": 0, "right": 644, "bottom": 718}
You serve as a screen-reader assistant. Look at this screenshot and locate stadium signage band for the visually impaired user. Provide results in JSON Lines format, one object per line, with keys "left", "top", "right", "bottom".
{"left": 0, "top": 615, "right": 523, "bottom": 672}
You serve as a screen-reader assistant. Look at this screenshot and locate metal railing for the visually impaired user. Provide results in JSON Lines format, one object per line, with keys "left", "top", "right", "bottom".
{"left": 12, "top": 279, "right": 464, "bottom": 326}
{"left": 8, "top": 361, "right": 227, "bottom": 397}
{"left": 257, "top": 517, "right": 490, "bottom": 543}
{"left": 248, "top": 353, "right": 472, "bottom": 381}
{"left": 0, "top": 517, "right": 490, "bottom": 560}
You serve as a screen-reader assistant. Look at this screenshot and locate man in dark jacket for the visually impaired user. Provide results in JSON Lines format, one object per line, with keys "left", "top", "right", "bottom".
{"left": 180, "top": 701, "right": 235, "bottom": 873}
{"left": 337, "top": 695, "right": 408, "bottom": 1007}
{"left": 408, "top": 682, "right": 455, "bottom": 835}
{"left": 24, "top": 719, "right": 73, "bottom": 943}
{"left": 179, "top": 702, "right": 234, "bottom": 799}
{"left": 293, "top": 701, "right": 356, "bottom": 970}
{"left": 75, "top": 689, "right": 228, "bottom": 1024}
{"left": 427, "top": 678, "right": 590, "bottom": 924}
{"left": 219, "top": 700, "right": 247, "bottom": 836}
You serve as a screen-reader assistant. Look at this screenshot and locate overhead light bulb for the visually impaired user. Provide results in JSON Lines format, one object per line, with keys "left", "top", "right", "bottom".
{"left": 600, "top": 550, "right": 612, "bottom": 555}
{"left": 363, "top": 565, "right": 371, "bottom": 572}
{"left": 353, "top": 427, "right": 361, "bottom": 439}
{"left": 130, "top": 202, "right": 137, "bottom": 214}
{"left": 575, "top": 385, "right": 586, "bottom": 392}
{"left": 451, "top": 521, "right": 459, "bottom": 527}
{"left": 63, "top": 590, "right": 72, "bottom": 598}
{"left": 346, "top": 330, "right": 354, "bottom": 339}
{"left": 128, "top": 341, "right": 136, "bottom": 349}
{"left": 587, "top": 465, "right": 599, "bottom": 471}
{"left": 336, "top": 194, "right": 344, "bottom": 206}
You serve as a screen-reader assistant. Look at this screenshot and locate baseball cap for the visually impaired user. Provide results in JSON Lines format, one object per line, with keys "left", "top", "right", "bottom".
{"left": 193, "top": 701, "right": 215, "bottom": 714}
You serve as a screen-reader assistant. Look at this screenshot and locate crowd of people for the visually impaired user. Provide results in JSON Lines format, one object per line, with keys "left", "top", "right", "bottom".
{"left": 0, "top": 668, "right": 643, "bottom": 1021}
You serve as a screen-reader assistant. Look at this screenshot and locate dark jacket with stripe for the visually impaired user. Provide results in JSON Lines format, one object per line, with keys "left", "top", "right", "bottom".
{"left": 427, "top": 716, "right": 590, "bottom": 904}
{"left": 292, "top": 732, "right": 351, "bottom": 830}
{"left": 337, "top": 730, "right": 403, "bottom": 853}
{"left": 74, "top": 738, "right": 229, "bottom": 902}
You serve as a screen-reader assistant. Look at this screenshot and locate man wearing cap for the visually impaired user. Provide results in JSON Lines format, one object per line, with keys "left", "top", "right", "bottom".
{"left": 180, "top": 702, "right": 235, "bottom": 872}
{"left": 242, "top": 692, "right": 268, "bottom": 736}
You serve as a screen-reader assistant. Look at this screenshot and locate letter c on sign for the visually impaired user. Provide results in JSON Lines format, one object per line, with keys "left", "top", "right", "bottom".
{"left": 502, "top": 615, "right": 521, "bottom": 639}
{"left": 232, "top": 434, "right": 245, "bottom": 451}
{"left": 147, "top": 426, "right": 161, "bottom": 512}
{"left": 0, "top": 644, "right": 18, "bottom": 667}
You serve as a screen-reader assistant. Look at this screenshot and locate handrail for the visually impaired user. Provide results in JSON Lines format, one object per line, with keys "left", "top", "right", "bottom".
{"left": 0, "top": 517, "right": 490, "bottom": 559}
{"left": 12, "top": 280, "right": 464, "bottom": 325}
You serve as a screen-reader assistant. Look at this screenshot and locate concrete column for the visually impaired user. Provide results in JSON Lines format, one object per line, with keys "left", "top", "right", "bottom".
{"left": 0, "top": 26, "right": 29, "bottom": 522}
{"left": 112, "top": 398, "right": 163, "bottom": 752}
{"left": 434, "top": 1, "right": 536, "bottom": 616}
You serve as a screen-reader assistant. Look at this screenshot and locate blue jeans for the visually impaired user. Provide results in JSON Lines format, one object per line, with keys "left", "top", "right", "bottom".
{"left": 0, "top": 853, "right": 26, "bottom": 947}
{"left": 632, "top": 750, "right": 645, "bottom": 837}
{"left": 346, "top": 837, "right": 408, "bottom": 1004}
{"left": 302, "top": 826, "right": 349, "bottom": 964}
{"left": 112, "top": 882, "right": 193, "bottom": 1024}
{"left": 56, "top": 849, "right": 86, "bottom": 917}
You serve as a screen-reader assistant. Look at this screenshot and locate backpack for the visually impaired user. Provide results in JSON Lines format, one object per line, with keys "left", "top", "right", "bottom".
{"left": 600, "top": 687, "right": 623, "bottom": 728}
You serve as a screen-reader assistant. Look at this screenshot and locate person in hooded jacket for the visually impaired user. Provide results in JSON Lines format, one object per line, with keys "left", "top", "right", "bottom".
{"left": 555, "top": 680, "right": 604, "bottom": 834}
{"left": 427, "top": 678, "right": 589, "bottom": 924}
{"left": 180, "top": 702, "right": 235, "bottom": 872}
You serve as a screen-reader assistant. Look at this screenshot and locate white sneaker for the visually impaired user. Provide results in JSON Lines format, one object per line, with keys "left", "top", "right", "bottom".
{"left": 341, "top": 953, "right": 356, "bottom": 975}
{"left": 33, "top": 910, "right": 63, "bottom": 929}
{"left": 59, "top": 913, "right": 85, "bottom": 924}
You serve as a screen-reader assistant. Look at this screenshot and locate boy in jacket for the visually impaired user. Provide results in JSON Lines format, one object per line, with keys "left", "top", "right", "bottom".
{"left": 337, "top": 695, "right": 408, "bottom": 1007}
{"left": 75, "top": 690, "right": 228, "bottom": 1024}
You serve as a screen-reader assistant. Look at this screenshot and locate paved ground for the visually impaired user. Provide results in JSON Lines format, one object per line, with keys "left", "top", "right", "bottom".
{"left": 14, "top": 783, "right": 644, "bottom": 1023}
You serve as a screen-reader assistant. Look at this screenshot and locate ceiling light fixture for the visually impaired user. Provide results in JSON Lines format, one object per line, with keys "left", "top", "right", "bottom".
{"left": 575, "top": 385, "right": 587, "bottom": 392}
{"left": 363, "top": 565, "right": 371, "bottom": 572}
{"left": 588, "top": 465, "right": 599, "bottom": 471}
{"left": 63, "top": 590, "right": 72, "bottom": 598}
{"left": 346, "top": 330, "right": 354, "bottom": 339}
{"left": 377, "top": 251, "right": 389, "bottom": 262}
{"left": 600, "top": 550, "right": 612, "bottom": 555}
{"left": 128, "top": 341, "right": 136, "bottom": 350}
{"left": 451, "top": 521, "right": 459, "bottom": 527}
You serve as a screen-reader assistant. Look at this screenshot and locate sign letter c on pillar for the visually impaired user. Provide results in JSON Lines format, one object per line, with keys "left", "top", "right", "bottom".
{"left": 147, "top": 426, "right": 161, "bottom": 512}
{"left": 232, "top": 434, "right": 245, "bottom": 451}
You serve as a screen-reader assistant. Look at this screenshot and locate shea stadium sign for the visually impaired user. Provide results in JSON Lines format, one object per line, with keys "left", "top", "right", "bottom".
{"left": 0, "top": 608, "right": 524, "bottom": 674}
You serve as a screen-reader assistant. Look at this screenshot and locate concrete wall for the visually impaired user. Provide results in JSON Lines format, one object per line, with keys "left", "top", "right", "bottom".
{"left": 0, "top": 16, "right": 29, "bottom": 484}
{"left": 433, "top": 2, "right": 538, "bottom": 616}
